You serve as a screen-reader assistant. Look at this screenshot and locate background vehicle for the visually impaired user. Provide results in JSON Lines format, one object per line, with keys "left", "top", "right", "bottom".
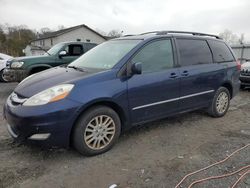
{"left": 3, "top": 41, "right": 97, "bottom": 82}
{"left": 4, "top": 31, "right": 240, "bottom": 156}
{"left": 240, "top": 61, "right": 250, "bottom": 89}
{"left": 0, "top": 53, "right": 13, "bottom": 82}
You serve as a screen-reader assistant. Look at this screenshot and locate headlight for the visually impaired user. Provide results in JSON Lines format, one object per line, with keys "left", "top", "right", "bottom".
{"left": 11, "top": 61, "right": 24, "bottom": 68}
{"left": 23, "top": 84, "right": 74, "bottom": 106}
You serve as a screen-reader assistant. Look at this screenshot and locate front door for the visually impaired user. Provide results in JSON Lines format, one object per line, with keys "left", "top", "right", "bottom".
{"left": 127, "top": 39, "right": 180, "bottom": 124}
{"left": 60, "top": 44, "right": 84, "bottom": 65}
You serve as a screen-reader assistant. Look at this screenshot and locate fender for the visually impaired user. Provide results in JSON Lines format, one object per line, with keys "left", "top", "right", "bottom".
{"left": 27, "top": 64, "right": 53, "bottom": 74}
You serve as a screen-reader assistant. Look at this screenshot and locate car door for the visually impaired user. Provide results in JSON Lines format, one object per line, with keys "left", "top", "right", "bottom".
{"left": 60, "top": 44, "right": 84, "bottom": 65}
{"left": 175, "top": 38, "right": 222, "bottom": 111}
{"left": 127, "top": 38, "right": 180, "bottom": 124}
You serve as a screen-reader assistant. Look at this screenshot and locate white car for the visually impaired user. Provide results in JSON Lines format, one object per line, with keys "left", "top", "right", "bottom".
{"left": 0, "top": 53, "right": 13, "bottom": 82}
{"left": 240, "top": 61, "right": 250, "bottom": 89}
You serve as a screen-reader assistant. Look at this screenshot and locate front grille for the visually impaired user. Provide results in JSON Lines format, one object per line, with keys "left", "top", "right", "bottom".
{"left": 10, "top": 92, "right": 27, "bottom": 105}
{"left": 241, "top": 69, "right": 250, "bottom": 76}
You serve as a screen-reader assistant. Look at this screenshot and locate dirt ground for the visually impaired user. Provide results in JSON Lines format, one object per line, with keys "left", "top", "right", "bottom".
{"left": 0, "top": 83, "right": 250, "bottom": 188}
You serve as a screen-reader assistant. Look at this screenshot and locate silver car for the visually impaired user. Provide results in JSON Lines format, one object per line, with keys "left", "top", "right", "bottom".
{"left": 0, "top": 53, "right": 13, "bottom": 82}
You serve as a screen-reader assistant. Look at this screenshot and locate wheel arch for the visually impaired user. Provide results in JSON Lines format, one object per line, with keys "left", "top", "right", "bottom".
{"left": 28, "top": 64, "right": 52, "bottom": 75}
{"left": 221, "top": 81, "right": 233, "bottom": 99}
{"left": 69, "top": 99, "right": 128, "bottom": 146}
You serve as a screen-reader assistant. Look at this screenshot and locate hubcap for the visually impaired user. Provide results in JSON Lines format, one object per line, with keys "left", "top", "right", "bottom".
{"left": 84, "top": 115, "right": 115, "bottom": 150}
{"left": 216, "top": 92, "right": 229, "bottom": 114}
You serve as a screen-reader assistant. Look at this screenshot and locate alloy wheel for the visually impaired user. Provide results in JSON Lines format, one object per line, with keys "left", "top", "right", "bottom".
{"left": 84, "top": 115, "right": 116, "bottom": 150}
{"left": 216, "top": 91, "right": 229, "bottom": 114}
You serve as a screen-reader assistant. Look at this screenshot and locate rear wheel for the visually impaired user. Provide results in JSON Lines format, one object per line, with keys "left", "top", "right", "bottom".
{"left": 207, "top": 87, "right": 230, "bottom": 117}
{"left": 0, "top": 70, "right": 8, "bottom": 82}
{"left": 73, "top": 106, "right": 121, "bottom": 156}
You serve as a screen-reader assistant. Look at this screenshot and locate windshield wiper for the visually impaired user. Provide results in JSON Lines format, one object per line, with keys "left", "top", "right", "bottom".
{"left": 67, "top": 65, "right": 86, "bottom": 72}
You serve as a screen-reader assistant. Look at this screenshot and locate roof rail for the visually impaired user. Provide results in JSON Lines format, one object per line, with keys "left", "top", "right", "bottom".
{"left": 139, "top": 30, "right": 221, "bottom": 39}
{"left": 157, "top": 31, "right": 221, "bottom": 39}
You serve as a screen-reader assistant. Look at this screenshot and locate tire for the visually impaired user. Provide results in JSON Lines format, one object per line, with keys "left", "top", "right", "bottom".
{"left": 73, "top": 106, "right": 121, "bottom": 156}
{"left": 0, "top": 70, "right": 7, "bottom": 82}
{"left": 207, "top": 87, "right": 230, "bottom": 117}
{"left": 240, "top": 85, "right": 245, "bottom": 90}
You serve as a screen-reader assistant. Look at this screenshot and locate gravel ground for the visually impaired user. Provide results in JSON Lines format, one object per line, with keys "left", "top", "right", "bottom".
{"left": 0, "top": 83, "right": 250, "bottom": 188}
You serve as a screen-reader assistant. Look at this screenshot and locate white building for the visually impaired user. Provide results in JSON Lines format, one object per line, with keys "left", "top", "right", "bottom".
{"left": 24, "top": 24, "right": 107, "bottom": 56}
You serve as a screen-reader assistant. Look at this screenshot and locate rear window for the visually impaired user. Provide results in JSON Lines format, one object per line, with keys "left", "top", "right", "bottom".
{"left": 208, "top": 40, "right": 235, "bottom": 63}
{"left": 177, "top": 39, "right": 213, "bottom": 66}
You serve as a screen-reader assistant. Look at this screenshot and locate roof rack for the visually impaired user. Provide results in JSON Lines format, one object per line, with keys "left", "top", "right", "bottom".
{"left": 139, "top": 31, "right": 221, "bottom": 39}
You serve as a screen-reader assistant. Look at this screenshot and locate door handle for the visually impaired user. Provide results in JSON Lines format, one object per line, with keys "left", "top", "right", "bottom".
{"left": 181, "top": 70, "right": 189, "bottom": 76}
{"left": 169, "top": 72, "right": 178, "bottom": 78}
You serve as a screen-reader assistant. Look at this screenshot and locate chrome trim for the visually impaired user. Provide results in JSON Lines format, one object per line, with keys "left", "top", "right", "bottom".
{"left": 132, "top": 90, "right": 214, "bottom": 110}
{"left": 7, "top": 124, "right": 18, "bottom": 138}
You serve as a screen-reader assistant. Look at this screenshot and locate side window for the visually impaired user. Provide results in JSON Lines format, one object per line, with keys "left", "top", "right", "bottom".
{"left": 64, "top": 44, "right": 83, "bottom": 56}
{"left": 131, "top": 39, "right": 174, "bottom": 73}
{"left": 177, "top": 39, "right": 213, "bottom": 66}
{"left": 208, "top": 40, "right": 235, "bottom": 63}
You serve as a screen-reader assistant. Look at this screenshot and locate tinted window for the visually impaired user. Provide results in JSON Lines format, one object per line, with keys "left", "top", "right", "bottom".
{"left": 177, "top": 39, "right": 213, "bottom": 66}
{"left": 208, "top": 40, "right": 235, "bottom": 63}
{"left": 65, "top": 44, "right": 83, "bottom": 56}
{"left": 132, "top": 39, "right": 174, "bottom": 73}
{"left": 85, "top": 43, "right": 97, "bottom": 51}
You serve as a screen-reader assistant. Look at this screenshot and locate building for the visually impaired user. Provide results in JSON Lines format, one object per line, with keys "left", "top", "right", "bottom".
{"left": 231, "top": 44, "right": 250, "bottom": 63}
{"left": 23, "top": 24, "right": 107, "bottom": 56}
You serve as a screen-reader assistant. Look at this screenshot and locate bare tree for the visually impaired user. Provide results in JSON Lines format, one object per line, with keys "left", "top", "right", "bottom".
{"left": 108, "top": 29, "right": 123, "bottom": 38}
{"left": 238, "top": 33, "right": 245, "bottom": 44}
{"left": 219, "top": 29, "right": 239, "bottom": 45}
{"left": 57, "top": 25, "right": 65, "bottom": 30}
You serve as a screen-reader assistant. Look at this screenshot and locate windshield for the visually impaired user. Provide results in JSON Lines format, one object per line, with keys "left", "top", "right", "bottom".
{"left": 70, "top": 40, "right": 140, "bottom": 69}
{"left": 46, "top": 43, "right": 65, "bottom": 55}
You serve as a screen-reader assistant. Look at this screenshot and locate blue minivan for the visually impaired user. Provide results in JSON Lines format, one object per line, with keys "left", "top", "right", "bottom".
{"left": 4, "top": 31, "right": 240, "bottom": 156}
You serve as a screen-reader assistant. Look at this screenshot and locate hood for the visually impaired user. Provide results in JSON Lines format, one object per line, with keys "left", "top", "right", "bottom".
{"left": 14, "top": 66, "right": 100, "bottom": 97}
{"left": 241, "top": 62, "right": 250, "bottom": 70}
{"left": 10, "top": 55, "right": 55, "bottom": 66}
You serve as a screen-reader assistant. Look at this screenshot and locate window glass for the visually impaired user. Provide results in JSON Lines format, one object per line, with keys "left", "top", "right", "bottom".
{"left": 70, "top": 40, "right": 140, "bottom": 69}
{"left": 65, "top": 45, "right": 83, "bottom": 56}
{"left": 208, "top": 40, "right": 235, "bottom": 63}
{"left": 132, "top": 39, "right": 174, "bottom": 73}
{"left": 177, "top": 39, "right": 213, "bottom": 66}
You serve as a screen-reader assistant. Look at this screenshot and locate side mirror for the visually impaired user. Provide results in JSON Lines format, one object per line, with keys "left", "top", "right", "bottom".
{"left": 59, "top": 50, "right": 67, "bottom": 58}
{"left": 131, "top": 62, "right": 142, "bottom": 75}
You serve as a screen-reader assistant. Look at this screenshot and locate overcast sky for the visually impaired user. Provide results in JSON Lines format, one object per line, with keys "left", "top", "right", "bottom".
{"left": 0, "top": 0, "right": 250, "bottom": 40}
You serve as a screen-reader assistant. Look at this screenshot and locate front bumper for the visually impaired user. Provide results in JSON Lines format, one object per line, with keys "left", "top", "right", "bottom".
{"left": 3, "top": 68, "right": 27, "bottom": 82}
{"left": 240, "top": 75, "right": 250, "bottom": 86}
{"left": 3, "top": 95, "right": 82, "bottom": 148}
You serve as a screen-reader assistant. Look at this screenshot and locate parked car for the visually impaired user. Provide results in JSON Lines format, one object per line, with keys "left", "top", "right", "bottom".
{"left": 3, "top": 41, "right": 97, "bottom": 82}
{"left": 4, "top": 31, "right": 240, "bottom": 156}
{"left": 0, "top": 53, "right": 13, "bottom": 82}
{"left": 240, "top": 61, "right": 250, "bottom": 89}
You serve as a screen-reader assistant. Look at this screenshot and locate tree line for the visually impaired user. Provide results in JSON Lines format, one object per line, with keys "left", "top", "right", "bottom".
{"left": 0, "top": 23, "right": 246, "bottom": 57}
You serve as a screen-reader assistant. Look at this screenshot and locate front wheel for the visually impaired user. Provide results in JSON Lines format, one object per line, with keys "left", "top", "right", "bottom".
{"left": 73, "top": 106, "right": 121, "bottom": 156}
{"left": 207, "top": 87, "right": 230, "bottom": 117}
{"left": 0, "top": 70, "right": 8, "bottom": 82}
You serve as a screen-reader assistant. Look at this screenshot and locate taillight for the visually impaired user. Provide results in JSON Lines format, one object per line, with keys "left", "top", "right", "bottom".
{"left": 236, "top": 60, "right": 241, "bottom": 71}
